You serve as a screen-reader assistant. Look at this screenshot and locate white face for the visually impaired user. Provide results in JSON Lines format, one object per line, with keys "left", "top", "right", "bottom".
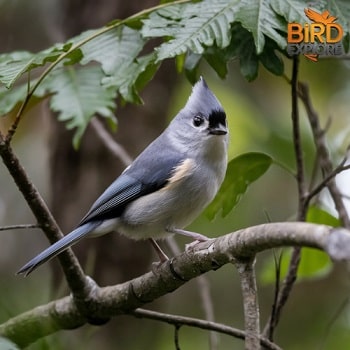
{"left": 168, "top": 78, "right": 228, "bottom": 152}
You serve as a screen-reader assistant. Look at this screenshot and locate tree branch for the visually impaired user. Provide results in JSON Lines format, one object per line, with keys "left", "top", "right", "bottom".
{"left": 168, "top": 237, "right": 218, "bottom": 349}
{"left": 197, "top": 274, "right": 218, "bottom": 350}
{"left": 234, "top": 257, "right": 260, "bottom": 350}
{"left": 0, "top": 224, "right": 40, "bottom": 232}
{"left": 291, "top": 57, "right": 307, "bottom": 218}
{"left": 306, "top": 163, "right": 350, "bottom": 207}
{"left": 132, "top": 308, "right": 281, "bottom": 350}
{"left": 298, "top": 81, "right": 350, "bottom": 228}
{"left": 90, "top": 117, "right": 132, "bottom": 167}
{"left": 1, "top": 222, "right": 349, "bottom": 347}
{"left": 0, "top": 138, "right": 91, "bottom": 300}
{"left": 265, "top": 57, "right": 305, "bottom": 339}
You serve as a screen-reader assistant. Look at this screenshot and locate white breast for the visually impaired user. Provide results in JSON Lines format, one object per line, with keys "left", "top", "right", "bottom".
{"left": 117, "top": 134, "right": 228, "bottom": 240}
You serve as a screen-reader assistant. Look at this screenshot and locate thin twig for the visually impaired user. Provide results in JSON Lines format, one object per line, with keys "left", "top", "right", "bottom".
{"left": 90, "top": 118, "right": 132, "bottom": 167}
{"left": 132, "top": 309, "right": 281, "bottom": 350}
{"left": 0, "top": 224, "right": 40, "bottom": 232}
{"left": 234, "top": 258, "right": 260, "bottom": 350}
{"left": 174, "top": 325, "right": 181, "bottom": 350}
{"left": 263, "top": 250, "right": 282, "bottom": 340}
{"left": 197, "top": 275, "right": 219, "bottom": 350}
{"left": 306, "top": 163, "right": 350, "bottom": 207}
{"left": 265, "top": 57, "right": 305, "bottom": 340}
{"left": 298, "top": 82, "right": 350, "bottom": 227}
{"left": 341, "top": 193, "right": 350, "bottom": 201}
{"left": 166, "top": 236, "right": 218, "bottom": 350}
{"left": 291, "top": 57, "right": 307, "bottom": 218}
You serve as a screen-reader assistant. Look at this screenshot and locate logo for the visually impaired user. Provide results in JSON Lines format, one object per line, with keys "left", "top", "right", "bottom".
{"left": 287, "top": 8, "right": 344, "bottom": 62}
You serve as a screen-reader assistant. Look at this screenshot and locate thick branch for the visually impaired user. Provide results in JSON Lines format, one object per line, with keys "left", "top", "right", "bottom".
{"left": 1, "top": 222, "right": 349, "bottom": 347}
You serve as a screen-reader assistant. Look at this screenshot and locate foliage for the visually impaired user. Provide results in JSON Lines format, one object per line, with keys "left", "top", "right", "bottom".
{"left": 205, "top": 152, "right": 272, "bottom": 220}
{"left": 0, "top": 0, "right": 348, "bottom": 146}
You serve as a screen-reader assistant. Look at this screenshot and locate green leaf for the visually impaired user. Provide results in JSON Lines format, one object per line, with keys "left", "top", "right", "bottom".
{"left": 0, "top": 83, "right": 28, "bottom": 116}
{"left": 260, "top": 248, "right": 332, "bottom": 285}
{"left": 205, "top": 152, "right": 272, "bottom": 220}
{"left": 77, "top": 25, "right": 157, "bottom": 104}
{"left": 306, "top": 206, "right": 341, "bottom": 227}
{"left": 259, "top": 37, "right": 284, "bottom": 76}
{"left": 0, "top": 43, "right": 75, "bottom": 88}
{"left": 183, "top": 52, "right": 202, "bottom": 84}
{"left": 225, "top": 23, "right": 259, "bottom": 81}
{"left": 0, "top": 77, "right": 51, "bottom": 118}
{"left": 142, "top": 0, "right": 239, "bottom": 61}
{"left": 80, "top": 26, "right": 145, "bottom": 75}
{"left": 236, "top": 0, "right": 287, "bottom": 54}
{"left": 204, "top": 46, "right": 228, "bottom": 79}
{"left": 270, "top": 0, "right": 308, "bottom": 24}
{"left": 44, "top": 66, "right": 117, "bottom": 148}
{"left": 102, "top": 52, "right": 158, "bottom": 104}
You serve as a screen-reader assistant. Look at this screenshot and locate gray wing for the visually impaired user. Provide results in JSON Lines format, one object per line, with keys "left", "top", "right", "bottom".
{"left": 79, "top": 151, "right": 184, "bottom": 225}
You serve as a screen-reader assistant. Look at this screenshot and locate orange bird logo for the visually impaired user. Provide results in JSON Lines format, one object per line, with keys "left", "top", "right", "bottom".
{"left": 303, "top": 8, "right": 338, "bottom": 61}
{"left": 304, "top": 8, "right": 337, "bottom": 25}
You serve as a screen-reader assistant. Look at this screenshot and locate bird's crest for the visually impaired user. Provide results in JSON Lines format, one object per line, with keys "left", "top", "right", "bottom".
{"left": 185, "top": 77, "right": 223, "bottom": 116}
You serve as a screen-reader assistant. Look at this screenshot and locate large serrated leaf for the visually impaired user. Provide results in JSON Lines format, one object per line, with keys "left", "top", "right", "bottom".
{"left": 78, "top": 26, "right": 156, "bottom": 104}
{"left": 259, "top": 37, "right": 284, "bottom": 76}
{"left": 102, "top": 52, "right": 158, "bottom": 104}
{"left": 236, "top": 0, "right": 287, "bottom": 54}
{"left": 270, "top": 0, "right": 308, "bottom": 24}
{"left": 0, "top": 83, "right": 28, "bottom": 116}
{"left": 225, "top": 23, "right": 259, "bottom": 81}
{"left": 80, "top": 26, "right": 145, "bottom": 75}
{"left": 142, "top": 0, "right": 239, "bottom": 61}
{"left": 0, "top": 75, "right": 53, "bottom": 118}
{"left": 205, "top": 152, "right": 272, "bottom": 220}
{"left": 0, "top": 43, "right": 76, "bottom": 88}
{"left": 44, "top": 66, "right": 117, "bottom": 148}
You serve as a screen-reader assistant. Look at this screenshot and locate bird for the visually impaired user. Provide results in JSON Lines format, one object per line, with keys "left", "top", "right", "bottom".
{"left": 17, "top": 77, "right": 229, "bottom": 276}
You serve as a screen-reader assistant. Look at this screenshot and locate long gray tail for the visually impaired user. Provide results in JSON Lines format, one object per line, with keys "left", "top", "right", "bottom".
{"left": 17, "top": 222, "right": 100, "bottom": 276}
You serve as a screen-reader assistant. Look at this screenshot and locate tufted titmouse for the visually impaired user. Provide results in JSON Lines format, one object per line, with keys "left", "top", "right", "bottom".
{"left": 17, "top": 77, "right": 228, "bottom": 276}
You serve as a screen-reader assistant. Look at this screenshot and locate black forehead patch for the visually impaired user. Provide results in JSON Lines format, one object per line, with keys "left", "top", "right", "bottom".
{"left": 208, "top": 109, "right": 226, "bottom": 128}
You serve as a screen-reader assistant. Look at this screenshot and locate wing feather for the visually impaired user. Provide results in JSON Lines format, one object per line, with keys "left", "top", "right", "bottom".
{"left": 79, "top": 174, "right": 144, "bottom": 225}
{"left": 79, "top": 149, "right": 184, "bottom": 225}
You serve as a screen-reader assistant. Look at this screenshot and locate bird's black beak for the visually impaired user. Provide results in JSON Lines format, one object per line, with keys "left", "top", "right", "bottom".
{"left": 208, "top": 123, "right": 227, "bottom": 135}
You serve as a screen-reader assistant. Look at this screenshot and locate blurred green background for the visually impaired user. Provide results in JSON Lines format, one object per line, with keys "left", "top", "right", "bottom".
{"left": 1, "top": 1, "right": 350, "bottom": 349}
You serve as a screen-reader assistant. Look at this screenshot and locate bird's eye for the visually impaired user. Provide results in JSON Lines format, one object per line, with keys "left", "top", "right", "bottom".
{"left": 193, "top": 115, "right": 204, "bottom": 127}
